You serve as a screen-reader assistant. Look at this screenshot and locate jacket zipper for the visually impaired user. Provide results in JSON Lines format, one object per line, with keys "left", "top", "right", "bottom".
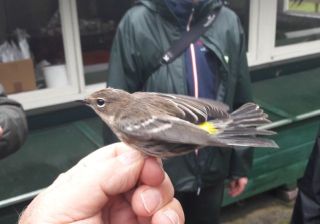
{"left": 201, "top": 37, "right": 229, "bottom": 103}
{"left": 187, "top": 7, "right": 202, "bottom": 196}
{"left": 186, "top": 8, "right": 198, "bottom": 99}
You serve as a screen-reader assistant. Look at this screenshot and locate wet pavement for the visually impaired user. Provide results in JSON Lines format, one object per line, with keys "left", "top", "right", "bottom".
{"left": 221, "top": 191, "right": 295, "bottom": 224}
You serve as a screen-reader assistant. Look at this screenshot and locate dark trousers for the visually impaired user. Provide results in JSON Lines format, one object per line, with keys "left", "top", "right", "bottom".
{"left": 291, "top": 134, "right": 320, "bottom": 224}
{"left": 175, "top": 181, "right": 225, "bottom": 224}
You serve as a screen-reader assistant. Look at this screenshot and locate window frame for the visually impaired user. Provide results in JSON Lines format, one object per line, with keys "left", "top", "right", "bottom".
{"left": 252, "top": 0, "right": 320, "bottom": 65}
{"left": 8, "top": 0, "right": 84, "bottom": 110}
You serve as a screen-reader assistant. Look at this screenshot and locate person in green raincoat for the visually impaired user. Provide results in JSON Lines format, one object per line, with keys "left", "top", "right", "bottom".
{"left": 105, "top": 0, "right": 253, "bottom": 223}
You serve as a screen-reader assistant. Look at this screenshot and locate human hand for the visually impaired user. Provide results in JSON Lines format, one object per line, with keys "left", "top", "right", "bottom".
{"left": 19, "top": 143, "right": 184, "bottom": 224}
{"left": 228, "top": 177, "right": 248, "bottom": 197}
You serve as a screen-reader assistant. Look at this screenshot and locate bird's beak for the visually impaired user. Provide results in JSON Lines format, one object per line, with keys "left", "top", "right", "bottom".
{"left": 75, "top": 99, "right": 89, "bottom": 105}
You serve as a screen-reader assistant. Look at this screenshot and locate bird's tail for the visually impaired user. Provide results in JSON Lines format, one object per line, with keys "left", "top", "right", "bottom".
{"left": 209, "top": 103, "right": 279, "bottom": 148}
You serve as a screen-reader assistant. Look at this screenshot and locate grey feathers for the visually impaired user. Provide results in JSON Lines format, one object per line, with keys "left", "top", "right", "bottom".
{"left": 211, "top": 103, "right": 278, "bottom": 149}
{"left": 133, "top": 92, "right": 229, "bottom": 123}
{"left": 86, "top": 88, "right": 279, "bottom": 158}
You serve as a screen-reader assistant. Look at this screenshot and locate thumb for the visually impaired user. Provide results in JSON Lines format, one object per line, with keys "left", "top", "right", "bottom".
{"left": 97, "top": 147, "right": 145, "bottom": 195}
{"left": 35, "top": 143, "right": 145, "bottom": 220}
{"left": 57, "top": 143, "right": 145, "bottom": 198}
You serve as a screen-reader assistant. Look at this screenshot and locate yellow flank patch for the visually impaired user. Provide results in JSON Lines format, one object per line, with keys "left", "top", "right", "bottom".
{"left": 198, "top": 122, "right": 218, "bottom": 135}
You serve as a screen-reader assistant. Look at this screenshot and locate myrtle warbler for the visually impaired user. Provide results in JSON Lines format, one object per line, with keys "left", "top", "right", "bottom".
{"left": 83, "top": 88, "right": 278, "bottom": 158}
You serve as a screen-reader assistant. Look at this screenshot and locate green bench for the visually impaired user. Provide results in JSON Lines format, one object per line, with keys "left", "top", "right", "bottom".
{"left": 223, "top": 66, "right": 320, "bottom": 205}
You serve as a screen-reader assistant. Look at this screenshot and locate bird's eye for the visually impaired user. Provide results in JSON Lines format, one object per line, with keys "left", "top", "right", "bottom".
{"left": 96, "top": 98, "right": 106, "bottom": 108}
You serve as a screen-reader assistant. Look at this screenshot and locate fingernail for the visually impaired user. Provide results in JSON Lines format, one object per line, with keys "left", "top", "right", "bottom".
{"left": 118, "top": 150, "right": 141, "bottom": 165}
{"left": 140, "top": 188, "right": 161, "bottom": 214}
{"left": 162, "top": 209, "right": 180, "bottom": 224}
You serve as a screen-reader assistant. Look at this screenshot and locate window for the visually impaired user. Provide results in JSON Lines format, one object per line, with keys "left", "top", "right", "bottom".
{"left": 276, "top": 0, "right": 320, "bottom": 46}
{"left": 0, "top": 0, "right": 69, "bottom": 93}
{"left": 76, "top": 0, "right": 132, "bottom": 87}
{"left": 253, "top": 0, "right": 320, "bottom": 65}
{"left": 2, "top": 0, "right": 83, "bottom": 110}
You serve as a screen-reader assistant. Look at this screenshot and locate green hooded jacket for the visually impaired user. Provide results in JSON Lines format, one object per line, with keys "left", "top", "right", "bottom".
{"left": 106, "top": 0, "right": 253, "bottom": 192}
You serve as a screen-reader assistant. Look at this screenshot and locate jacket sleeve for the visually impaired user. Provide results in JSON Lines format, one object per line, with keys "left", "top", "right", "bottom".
{"left": 107, "top": 16, "right": 145, "bottom": 93}
{"left": 0, "top": 84, "right": 28, "bottom": 159}
{"left": 104, "top": 15, "right": 144, "bottom": 145}
{"left": 228, "top": 18, "right": 254, "bottom": 178}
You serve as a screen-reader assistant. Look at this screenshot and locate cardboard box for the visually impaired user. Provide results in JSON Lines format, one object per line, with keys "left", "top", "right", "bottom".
{"left": 83, "top": 50, "right": 109, "bottom": 65}
{"left": 0, "top": 59, "right": 37, "bottom": 94}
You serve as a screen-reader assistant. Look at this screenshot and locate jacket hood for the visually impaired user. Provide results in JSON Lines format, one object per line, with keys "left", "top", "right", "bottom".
{"left": 138, "top": 0, "right": 222, "bottom": 25}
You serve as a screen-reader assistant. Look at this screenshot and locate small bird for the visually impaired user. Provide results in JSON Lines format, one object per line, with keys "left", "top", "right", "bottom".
{"left": 82, "top": 88, "right": 278, "bottom": 158}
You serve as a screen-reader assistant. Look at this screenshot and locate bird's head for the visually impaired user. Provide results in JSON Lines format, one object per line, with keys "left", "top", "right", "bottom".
{"left": 80, "top": 88, "right": 132, "bottom": 124}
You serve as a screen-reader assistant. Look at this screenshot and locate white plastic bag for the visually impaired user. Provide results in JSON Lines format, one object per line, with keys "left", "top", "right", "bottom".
{"left": 0, "top": 29, "right": 31, "bottom": 63}
{"left": 15, "top": 29, "right": 31, "bottom": 59}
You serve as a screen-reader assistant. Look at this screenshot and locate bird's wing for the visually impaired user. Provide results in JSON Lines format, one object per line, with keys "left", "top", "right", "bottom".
{"left": 133, "top": 92, "right": 229, "bottom": 124}
{"left": 117, "top": 115, "right": 225, "bottom": 147}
